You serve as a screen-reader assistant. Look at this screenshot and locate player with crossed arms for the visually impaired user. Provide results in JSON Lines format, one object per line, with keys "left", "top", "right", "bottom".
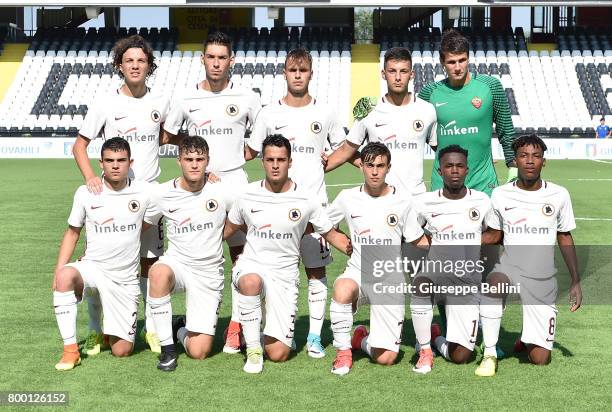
{"left": 53, "top": 138, "right": 157, "bottom": 370}
{"left": 245, "top": 47, "right": 346, "bottom": 358}
{"left": 224, "top": 135, "right": 351, "bottom": 374}
{"left": 73, "top": 35, "right": 175, "bottom": 354}
{"left": 147, "top": 136, "right": 235, "bottom": 371}
{"left": 162, "top": 32, "right": 262, "bottom": 353}
{"left": 476, "top": 134, "right": 582, "bottom": 377}
{"left": 327, "top": 142, "right": 429, "bottom": 376}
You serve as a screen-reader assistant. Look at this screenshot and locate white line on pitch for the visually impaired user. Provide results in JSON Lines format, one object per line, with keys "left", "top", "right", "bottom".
{"left": 590, "top": 159, "right": 612, "bottom": 164}
{"left": 575, "top": 217, "right": 612, "bottom": 221}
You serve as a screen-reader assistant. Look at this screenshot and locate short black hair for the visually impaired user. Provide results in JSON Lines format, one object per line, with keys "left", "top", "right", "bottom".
{"left": 204, "top": 31, "right": 232, "bottom": 55}
{"left": 262, "top": 134, "right": 291, "bottom": 158}
{"left": 286, "top": 47, "right": 313, "bottom": 69}
{"left": 601, "top": 117, "right": 606, "bottom": 122}
{"left": 101, "top": 137, "right": 131, "bottom": 159}
{"left": 512, "top": 134, "right": 547, "bottom": 154}
{"left": 440, "top": 29, "right": 470, "bottom": 62}
{"left": 384, "top": 47, "right": 412, "bottom": 68}
{"left": 438, "top": 144, "right": 468, "bottom": 162}
{"left": 179, "top": 135, "right": 209, "bottom": 156}
{"left": 111, "top": 35, "right": 157, "bottom": 79}
{"left": 360, "top": 142, "right": 391, "bottom": 164}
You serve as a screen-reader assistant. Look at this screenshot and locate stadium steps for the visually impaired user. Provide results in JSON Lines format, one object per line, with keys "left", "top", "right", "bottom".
{"left": 0, "top": 43, "right": 28, "bottom": 104}
{"left": 350, "top": 43, "right": 380, "bottom": 123}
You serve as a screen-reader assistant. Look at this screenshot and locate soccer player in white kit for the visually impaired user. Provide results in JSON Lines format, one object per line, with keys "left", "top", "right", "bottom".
{"left": 410, "top": 145, "right": 492, "bottom": 374}
{"left": 476, "top": 134, "right": 583, "bottom": 377}
{"left": 162, "top": 32, "right": 262, "bottom": 352}
{"left": 224, "top": 135, "right": 351, "bottom": 374}
{"left": 72, "top": 35, "right": 174, "bottom": 354}
{"left": 245, "top": 48, "right": 346, "bottom": 358}
{"left": 147, "top": 136, "right": 233, "bottom": 371}
{"left": 324, "top": 47, "right": 437, "bottom": 196}
{"left": 53, "top": 138, "right": 157, "bottom": 370}
{"left": 327, "top": 143, "right": 429, "bottom": 376}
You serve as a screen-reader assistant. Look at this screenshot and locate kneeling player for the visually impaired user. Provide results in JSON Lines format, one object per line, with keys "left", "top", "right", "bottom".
{"left": 326, "top": 143, "right": 428, "bottom": 376}
{"left": 224, "top": 135, "right": 351, "bottom": 374}
{"left": 52, "top": 138, "right": 157, "bottom": 370}
{"left": 148, "top": 136, "right": 233, "bottom": 371}
{"left": 410, "top": 145, "right": 492, "bottom": 374}
{"left": 476, "top": 134, "right": 582, "bottom": 377}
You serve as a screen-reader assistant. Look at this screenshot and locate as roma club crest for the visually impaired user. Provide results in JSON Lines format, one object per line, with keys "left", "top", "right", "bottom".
{"left": 471, "top": 96, "right": 482, "bottom": 109}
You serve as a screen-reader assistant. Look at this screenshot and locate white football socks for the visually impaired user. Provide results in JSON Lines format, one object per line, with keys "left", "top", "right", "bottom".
{"left": 434, "top": 335, "right": 450, "bottom": 360}
{"left": 230, "top": 283, "right": 241, "bottom": 324}
{"left": 308, "top": 276, "right": 327, "bottom": 336}
{"left": 410, "top": 298, "right": 433, "bottom": 350}
{"left": 140, "top": 277, "right": 155, "bottom": 334}
{"left": 330, "top": 299, "right": 352, "bottom": 350}
{"left": 86, "top": 293, "right": 102, "bottom": 334}
{"left": 360, "top": 335, "right": 373, "bottom": 358}
{"left": 54, "top": 291, "right": 78, "bottom": 345}
{"left": 480, "top": 295, "right": 504, "bottom": 358}
{"left": 239, "top": 293, "right": 262, "bottom": 349}
{"left": 148, "top": 294, "right": 173, "bottom": 346}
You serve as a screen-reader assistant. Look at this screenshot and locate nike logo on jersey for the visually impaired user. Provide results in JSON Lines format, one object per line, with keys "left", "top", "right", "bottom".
{"left": 90, "top": 205, "right": 103, "bottom": 210}
{"left": 350, "top": 214, "right": 362, "bottom": 219}
{"left": 169, "top": 208, "right": 179, "bottom": 213}
{"left": 240, "top": 311, "right": 254, "bottom": 316}
{"left": 431, "top": 213, "right": 442, "bottom": 217}
{"left": 250, "top": 209, "right": 262, "bottom": 213}
{"left": 435, "top": 102, "right": 448, "bottom": 107}
{"left": 114, "top": 115, "right": 127, "bottom": 121}
{"left": 189, "top": 108, "right": 200, "bottom": 113}
{"left": 375, "top": 122, "right": 387, "bottom": 127}
{"left": 275, "top": 125, "right": 287, "bottom": 130}
{"left": 310, "top": 290, "right": 325, "bottom": 295}
{"left": 504, "top": 207, "right": 517, "bottom": 211}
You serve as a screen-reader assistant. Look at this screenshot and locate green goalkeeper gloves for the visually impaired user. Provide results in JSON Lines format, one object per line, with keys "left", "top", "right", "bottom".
{"left": 352, "top": 96, "right": 378, "bottom": 121}
{"left": 506, "top": 167, "right": 518, "bottom": 183}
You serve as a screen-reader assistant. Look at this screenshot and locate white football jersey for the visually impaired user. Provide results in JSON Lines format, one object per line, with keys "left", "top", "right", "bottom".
{"left": 228, "top": 180, "right": 333, "bottom": 278}
{"left": 67, "top": 180, "right": 157, "bottom": 283}
{"left": 414, "top": 188, "right": 492, "bottom": 246}
{"left": 486, "top": 180, "right": 576, "bottom": 276}
{"left": 347, "top": 96, "right": 437, "bottom": 195}
{"left": 164, "top": 82, "right": 262, "bottom": 173}
{"left": 79, "top": 89, "right": 169, "bottom": 182}
{"left": 248, "top": 98, "right": 346, "bottom": 205}
{"left": 152, "top": 179, "right": 234, "bottom": 273}
{"left": 327, "top": 185, "right": 424, "bottom": 273}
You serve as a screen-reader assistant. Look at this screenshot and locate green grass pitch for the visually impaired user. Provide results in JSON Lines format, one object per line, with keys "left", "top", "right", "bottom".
{"left": 1, "top": 158, "right": 611, "bottom": 410}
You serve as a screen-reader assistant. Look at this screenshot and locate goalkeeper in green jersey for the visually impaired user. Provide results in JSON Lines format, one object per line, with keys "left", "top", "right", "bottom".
{"left": 418, "top": 29, "right": 516, "bottom": 196}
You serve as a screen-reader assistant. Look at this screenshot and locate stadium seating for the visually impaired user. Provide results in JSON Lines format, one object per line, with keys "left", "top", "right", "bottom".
{"left": 377, "top": 26, "right": 612, "bottom": 137}
{"left": 0, "top": 25, "right": 611, "bottom": 137}
{"left": 0, "top": 26, "right": 352, "bottom": 137}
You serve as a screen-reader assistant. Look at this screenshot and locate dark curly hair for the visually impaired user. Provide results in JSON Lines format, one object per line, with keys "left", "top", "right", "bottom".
{"left": 111, "top": 35, "right": 157, "bottom": 79}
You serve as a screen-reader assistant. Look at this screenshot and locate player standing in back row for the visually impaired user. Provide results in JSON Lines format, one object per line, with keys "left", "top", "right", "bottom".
{"left": 324, "top": 47, "right": 437, "bottom": 196}
{"left": 73, "top": 35, "right": 175, "bottom": 355}
{"left": 245, "top": 48, "right": 346, "bottom": 358}
{"left": 418, "top": 29, "right": 516, "bottom": 196}
{"left": 162, "top": 31, "right": 262, "bottom": 353}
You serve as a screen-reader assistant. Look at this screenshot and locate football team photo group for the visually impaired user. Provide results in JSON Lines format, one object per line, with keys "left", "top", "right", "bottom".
{"left": 49, "top": 27, "right": 584, "bottom": 381}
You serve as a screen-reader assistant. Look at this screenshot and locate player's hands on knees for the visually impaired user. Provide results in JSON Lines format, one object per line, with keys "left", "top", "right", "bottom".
{"left": 52, "top": 270, "right": 60, "bottom": 291}
{"left": 86, "top": 176, "right": 103, "bottom": 194}
{"left": 569, "top": 281, "right": 582, "bottom": 312}
{"left": 207, "top": 172, "right": 220, "bottom": 183}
